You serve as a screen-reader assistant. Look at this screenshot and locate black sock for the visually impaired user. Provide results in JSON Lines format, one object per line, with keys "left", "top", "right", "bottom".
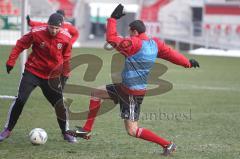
{"left": 57, "top": 118, "right": 66, "bottom": 134}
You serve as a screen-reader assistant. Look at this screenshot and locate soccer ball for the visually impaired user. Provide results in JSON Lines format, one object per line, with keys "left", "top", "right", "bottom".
{"left": 29, "top": 128, "right": 48, "bottom": 145}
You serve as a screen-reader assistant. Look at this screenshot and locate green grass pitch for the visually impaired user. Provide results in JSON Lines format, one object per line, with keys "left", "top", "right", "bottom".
{"left": 0, "top": 45, "right": 240, "bottom": 158}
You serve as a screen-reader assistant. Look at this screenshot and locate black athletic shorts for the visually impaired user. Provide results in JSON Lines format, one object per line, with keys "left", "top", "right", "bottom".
{"left": 106, "top": 83, "right": 144, "bottom": 121}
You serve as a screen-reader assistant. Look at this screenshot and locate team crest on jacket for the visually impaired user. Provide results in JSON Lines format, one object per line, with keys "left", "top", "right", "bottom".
{"left": 57, "top": 43, "right": 63, "bottom": 49}
{"left": 40, "top": 42, "right": 45, "bottom": 48}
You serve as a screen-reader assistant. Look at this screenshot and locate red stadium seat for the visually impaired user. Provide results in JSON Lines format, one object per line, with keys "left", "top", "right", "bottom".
{"left": 156, "top": 26, "right": 160, "bottom": 33}
{"left": 6, "top": 2, "right": 12, "bottom": 15}
{"left": 236, "top": 25, "right": 240, "bottom": 34}
{"left": 204, "top": 24, "right": 211, "bottom": 30}
{"left": 0, "top": 0, "right": 19, "bottom": 16}
{"left": 225, "top": 25, "right": 232, "bottom": 35}
{"left": 215, "top": 24, "right": 221, "bottom": 31}
{"left": 48, "top": 0, "right": 75, "bottom": 17}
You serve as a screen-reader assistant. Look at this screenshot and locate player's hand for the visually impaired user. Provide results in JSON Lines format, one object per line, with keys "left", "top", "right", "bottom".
{"left": 189, "top": 59, "right": 200, "bottom": 68}
{"left": 60, "top": 75, "right": 68, "bottom": 87}
{"left": 6, "top": 64, "right": 13, "bottom": 74}
{"left": 111, "top": 4, "right": 125, "bottom": 19}
{"left": 26, "top": 15, "right": 31, "bottom": 25}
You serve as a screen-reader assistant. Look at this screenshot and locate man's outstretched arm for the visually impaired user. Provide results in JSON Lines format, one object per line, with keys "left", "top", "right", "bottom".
{"left": 153, "top": 37, "right": 199, "bottom": 68}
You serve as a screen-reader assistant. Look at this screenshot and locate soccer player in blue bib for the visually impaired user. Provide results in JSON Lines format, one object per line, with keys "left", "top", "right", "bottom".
{"left": 67, "top": 4, "right": 199, "bottom": 156}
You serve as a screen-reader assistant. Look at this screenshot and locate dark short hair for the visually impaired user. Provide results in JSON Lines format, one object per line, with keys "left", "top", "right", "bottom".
{"left": 129, "top": 20, "right": 146, "bottom": 34}
{"left": 56, "top": 9, "right": 65, "bottom": 17}
{"left": 48, "top": 13, "right": 63, "bottom": 27}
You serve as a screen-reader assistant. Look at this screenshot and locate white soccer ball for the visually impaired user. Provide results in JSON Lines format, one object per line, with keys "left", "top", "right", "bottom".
{"left": 29, "top": 128, "right": 48, "bottom": 145}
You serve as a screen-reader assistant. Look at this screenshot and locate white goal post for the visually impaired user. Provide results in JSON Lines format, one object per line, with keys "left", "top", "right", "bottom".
{"left": 0, "top": 0, "right": 28, "bottom": 100}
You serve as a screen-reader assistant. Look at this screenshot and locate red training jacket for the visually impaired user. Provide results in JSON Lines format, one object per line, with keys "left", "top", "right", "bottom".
{"left": 6, "top": 26, "right": 72, "bottom": 79}
{"left": 29, "top": 20, "right": 79, "bottom": 45}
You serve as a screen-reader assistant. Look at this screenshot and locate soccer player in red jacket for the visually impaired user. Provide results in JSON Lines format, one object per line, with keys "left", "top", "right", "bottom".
{"left": 67, "top": 4, "right": 200, "bottom": 155}
{"left": 0, "top": 13, "right": 77, "bottom": 143}
{"left": 27, "top": 9, "right": 79, "bottom": 45}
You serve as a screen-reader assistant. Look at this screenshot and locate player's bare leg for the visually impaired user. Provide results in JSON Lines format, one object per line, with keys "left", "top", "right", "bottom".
{"left": 124, "top": 120, "right": 176, "bottom": 156}
{"left": 66, "top": 86, "right": 110, "bottom": 139}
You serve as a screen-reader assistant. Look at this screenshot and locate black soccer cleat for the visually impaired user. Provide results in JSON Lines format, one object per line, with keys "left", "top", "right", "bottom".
{"left": 62, "top": 132, "right": 78, "bottom": 143}
{"left": 0, "top": 128, "right": 11, "bottom": 142}
{"left": 66, "top": 126, "right": 91, "bottom": 140}
{"left": 162, "top": 142, "right": 177, "bottom": 156}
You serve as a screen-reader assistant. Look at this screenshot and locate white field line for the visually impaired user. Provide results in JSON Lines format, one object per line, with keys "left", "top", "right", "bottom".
{"left": 0, "top": 95, "right": 16, "bottom": 100}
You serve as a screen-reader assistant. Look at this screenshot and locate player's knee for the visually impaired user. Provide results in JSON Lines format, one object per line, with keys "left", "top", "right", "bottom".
{"left": 126, "top": 127, "right": 137, "bottom": 137}
{"left": 53, "top": 99, "right": 65, "bottom": 108}
{"left": 16, "top": 96, "right": 27, "bottom": 106}
{"left": 91, "top": 89, "right": 101, "bottom": 99}
{"left": 54, "top": 104, "right": 66, "bottom": 111}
